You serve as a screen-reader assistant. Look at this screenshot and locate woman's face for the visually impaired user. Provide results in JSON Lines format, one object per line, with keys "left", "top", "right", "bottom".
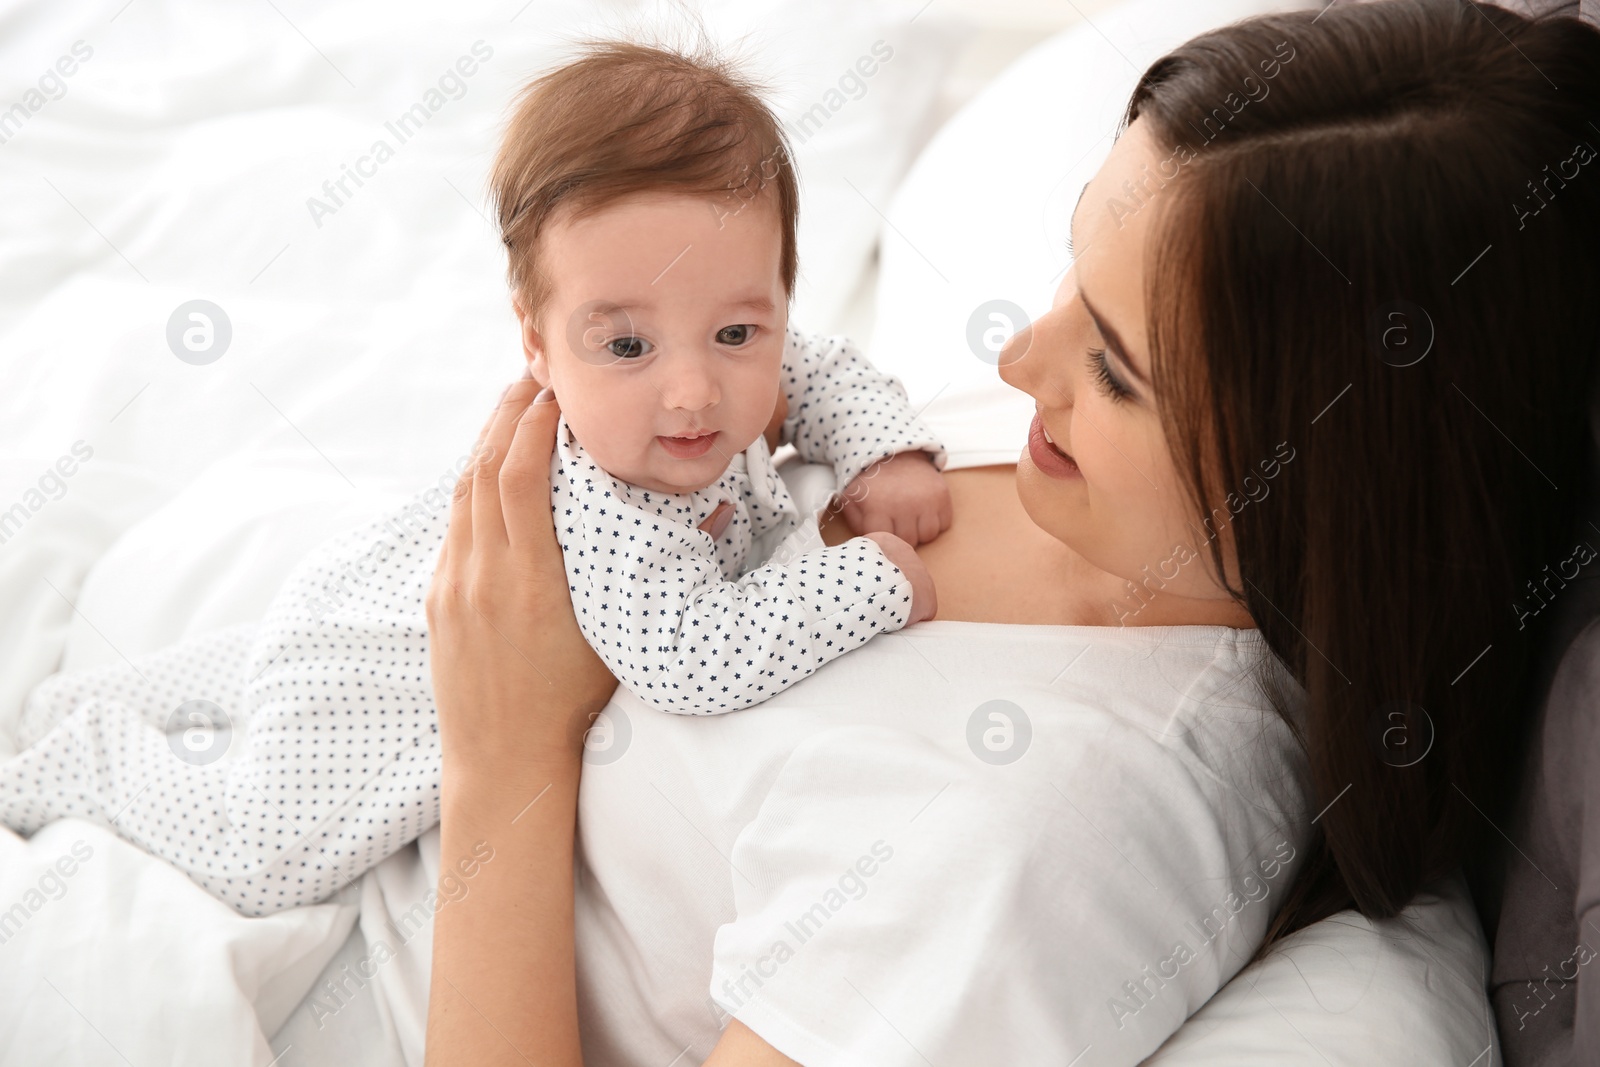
{"left": 1000, "top": 117, "right": 1239, "bottom": 610}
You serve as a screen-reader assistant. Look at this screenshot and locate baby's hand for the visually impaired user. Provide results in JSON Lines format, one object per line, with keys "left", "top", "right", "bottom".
{"left": 836, "top": 451, "right": 952, "bottom": 546}
{"left": 864, "top": 531, "right": 937, "bottom": 624}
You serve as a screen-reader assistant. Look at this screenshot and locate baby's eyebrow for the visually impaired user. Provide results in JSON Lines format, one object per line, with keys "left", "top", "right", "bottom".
{"left": 584, "top": 296, "right": 775, "bottom": 315}
{"left": 588, "top": 300, "right": 644, "bottom": 317}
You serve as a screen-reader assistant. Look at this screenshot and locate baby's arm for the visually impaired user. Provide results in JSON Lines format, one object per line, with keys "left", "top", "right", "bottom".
{"left": 777, "top": 329, "right": 952, "bottom": 545}
{"left": 564, "top": 498, "right": 930, "bottom": 714}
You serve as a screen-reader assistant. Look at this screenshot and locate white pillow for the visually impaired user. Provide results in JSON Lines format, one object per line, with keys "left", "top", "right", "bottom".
{"left": 1145, "top": 877, "right": 1497, "bottom": 1065}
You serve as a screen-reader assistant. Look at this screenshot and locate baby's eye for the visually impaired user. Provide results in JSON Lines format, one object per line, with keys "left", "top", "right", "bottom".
{"left": 716, "top": 324, "right": 756, "bottom": 346}
{"left": 607, "top": 336, "right": 651, "bottom": 360}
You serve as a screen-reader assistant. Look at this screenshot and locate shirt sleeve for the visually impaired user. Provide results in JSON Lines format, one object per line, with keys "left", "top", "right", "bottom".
{"left": 779, "top": 328, "right": 948, "bottom": 491}
{"left": 560, "top": 485, "right": 915, "bottom": 715}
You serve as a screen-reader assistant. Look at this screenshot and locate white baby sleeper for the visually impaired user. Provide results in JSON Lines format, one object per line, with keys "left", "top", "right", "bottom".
{"left": 0, "top": 328, "right": 942, "bottom": 915}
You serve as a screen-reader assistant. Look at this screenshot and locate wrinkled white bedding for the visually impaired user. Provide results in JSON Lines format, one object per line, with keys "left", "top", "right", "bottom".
{"left": 0, "top": 0, "right": 1500, "bottom": 1064}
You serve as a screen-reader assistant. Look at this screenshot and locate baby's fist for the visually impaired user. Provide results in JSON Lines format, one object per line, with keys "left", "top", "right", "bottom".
{"left": 864, "top": 531, "right": 937, "bottom": 624}
{"left": 837, "top": 451, "right": 952, "bottom": 547}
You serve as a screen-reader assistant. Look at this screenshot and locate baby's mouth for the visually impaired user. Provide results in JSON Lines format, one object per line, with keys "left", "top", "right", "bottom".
{"left": 657, "top": 429, "right": 720, "bottom": 460}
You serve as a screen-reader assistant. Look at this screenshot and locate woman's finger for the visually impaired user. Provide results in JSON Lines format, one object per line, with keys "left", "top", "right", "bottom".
{"left": 500, "top": 387, "right": 562, "bottom": 549}
{"left": 474, "top": 385, "right": 507, "bottom": 446}
{"left": 473, "top": 377, "right": 544, "bottom": 548}
{"left": 697, "top": 499, "right": 733, "bottom": 540}
{"left": 443, "top": 442, "right": 477, "bottom": 576}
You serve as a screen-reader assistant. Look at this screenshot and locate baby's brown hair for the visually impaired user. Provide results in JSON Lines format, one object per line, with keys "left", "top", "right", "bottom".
{"left": 489, "top": 40, "right": 799, "bottom": 326}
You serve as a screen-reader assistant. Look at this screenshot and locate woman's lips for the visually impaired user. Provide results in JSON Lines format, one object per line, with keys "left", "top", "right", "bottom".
{"left": 1026, "top": 414, "right": 1081, "bottom": 479}
{"left": 657, "top": 430, "right": 720, "bottom": 460}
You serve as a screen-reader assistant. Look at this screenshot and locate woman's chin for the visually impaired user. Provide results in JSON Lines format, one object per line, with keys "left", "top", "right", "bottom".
{"left": 1013, "top": 452, "right": 1082, "bottom": 548}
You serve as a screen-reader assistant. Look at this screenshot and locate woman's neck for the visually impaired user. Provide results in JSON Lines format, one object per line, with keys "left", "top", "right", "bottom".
{"left": 821, "top": 465, "right": 1256, "bottom": 630}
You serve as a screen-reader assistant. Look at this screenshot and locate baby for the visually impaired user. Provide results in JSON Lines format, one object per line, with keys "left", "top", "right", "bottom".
{"left": 0, "top": 39, "right": 953, "bottom": 920}
{"left": 491, "top": 41, "right": 948, "bottom": 713}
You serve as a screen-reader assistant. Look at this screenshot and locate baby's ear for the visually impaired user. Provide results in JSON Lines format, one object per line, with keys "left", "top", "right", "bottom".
{"left": 511, "top": 291, "right": 550, "bottom": 385}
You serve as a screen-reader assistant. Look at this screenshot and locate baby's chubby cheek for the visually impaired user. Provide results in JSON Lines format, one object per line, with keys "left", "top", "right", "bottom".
{"left": 562, "top": 401, "right": 647, "bottom": 469}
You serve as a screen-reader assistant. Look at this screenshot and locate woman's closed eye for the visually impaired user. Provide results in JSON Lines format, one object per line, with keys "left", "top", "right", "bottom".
{"left": 716, "top": 324, "right": 757, "bottom": 346}
{"left": 1087, "top": 347, "right": 1133, "bottom": 403}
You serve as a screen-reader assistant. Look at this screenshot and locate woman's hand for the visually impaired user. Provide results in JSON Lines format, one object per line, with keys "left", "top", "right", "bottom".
{"left": 424, "top": 376, "right": 609, "bottom": 1067}
{"left": 426, "top": 376, "right": 617, "bottom": 781}
{"left": 423, "top": 375, "right": 804, "bottom": 1067}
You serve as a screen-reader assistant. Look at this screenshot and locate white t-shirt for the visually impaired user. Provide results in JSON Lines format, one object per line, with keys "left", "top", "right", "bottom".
{"left": 570, "top": 615, "right": 1309, "bottom": 1066}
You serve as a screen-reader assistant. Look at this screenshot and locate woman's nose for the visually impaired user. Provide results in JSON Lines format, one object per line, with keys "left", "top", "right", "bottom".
{"left": 997, "top": 319, "right": 1035, "bottom": 374}
{"left": 998, "top": 304, "right": 1070, "bottom": 406}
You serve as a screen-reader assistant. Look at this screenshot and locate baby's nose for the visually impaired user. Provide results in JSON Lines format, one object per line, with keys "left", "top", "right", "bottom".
{"left": 661, "top": 353, "right": 721, "bottom": 412}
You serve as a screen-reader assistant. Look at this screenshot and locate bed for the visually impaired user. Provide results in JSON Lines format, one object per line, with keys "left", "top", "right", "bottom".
{"left": 0, "top": 0, "right": 1499, "bottom": 1063}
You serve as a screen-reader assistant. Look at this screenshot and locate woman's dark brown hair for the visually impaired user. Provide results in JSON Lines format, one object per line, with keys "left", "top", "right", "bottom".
{"left": 1126, "top": 0, "right": 1600, "bottom": 941}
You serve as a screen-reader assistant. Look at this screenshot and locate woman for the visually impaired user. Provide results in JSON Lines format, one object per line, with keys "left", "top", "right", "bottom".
{"left": 425, "top": 1, "right": 1600, "bottom": 1064}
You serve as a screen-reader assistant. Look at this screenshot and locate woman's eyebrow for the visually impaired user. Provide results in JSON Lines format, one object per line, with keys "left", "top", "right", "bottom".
{"left": 1067, "top": 181, "right": 1089, "bottom": 257}
{"left": 1079, "top": 290, "right": 1150, "bottom": 389}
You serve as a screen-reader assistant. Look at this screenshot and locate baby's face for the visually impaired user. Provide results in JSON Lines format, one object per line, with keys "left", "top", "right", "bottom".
{"left": 522, "top": 191, "right": 787, "bottom": 495}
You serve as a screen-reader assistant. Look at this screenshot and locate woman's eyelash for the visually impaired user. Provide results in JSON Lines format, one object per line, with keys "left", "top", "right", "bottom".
{"left": 1087, "top": 347, "right": 1132, "bottom": 402}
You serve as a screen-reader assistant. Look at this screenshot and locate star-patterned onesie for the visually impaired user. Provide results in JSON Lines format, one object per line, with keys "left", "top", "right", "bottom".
{"left": 554, "top": 326, "right": 945, "bottom": 713}
{"left": 0, "top": 328, "right": 943, "bottom": 915}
